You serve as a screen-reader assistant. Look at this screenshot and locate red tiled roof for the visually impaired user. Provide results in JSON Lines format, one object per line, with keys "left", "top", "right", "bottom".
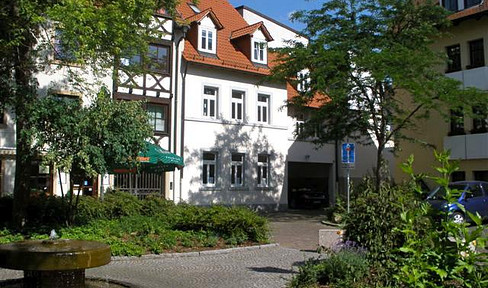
{"left": 230, "top": 22, "right": 273, "bottom": 41}
{"left": 286, "top": 83, "right": 330, "bottom": 109}
{"left": 448, "top": 1, "right": 488, "bottom": 21}
{"left": 185, "top": 8, "right": 223, "bottom": 29}
{"left": 177, "top": 0, "right": 272, "bottom": 75}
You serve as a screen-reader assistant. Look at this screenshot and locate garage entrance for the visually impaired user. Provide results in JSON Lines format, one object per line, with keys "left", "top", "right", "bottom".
{"left": 288, "top": 162, "right": 331, "bottom": 209}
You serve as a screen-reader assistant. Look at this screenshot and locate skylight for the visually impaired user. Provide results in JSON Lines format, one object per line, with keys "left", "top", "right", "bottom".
{"left": 188, "top": 3, "right": 200, "bottom": 13}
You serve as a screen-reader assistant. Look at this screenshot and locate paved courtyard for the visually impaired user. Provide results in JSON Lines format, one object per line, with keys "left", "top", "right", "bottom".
{"left": 0, "top": 210, "right": 327, "bottom": 288}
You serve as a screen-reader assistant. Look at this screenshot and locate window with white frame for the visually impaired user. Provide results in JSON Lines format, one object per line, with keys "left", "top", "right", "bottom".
{"left": 297, "top": 69, "right": 311, "bottom": 92}
{"left": 199, "top": 27, "right": 216, "bottom": 54}
{"left": 203, "top": 152, "right": 217, "bottom": 186}
{"left": 295, "top": 120, "right": 305, "bottom": 138}
{"left": 257, "top": 94, "right": 269, "bottom": 123}
{"left": 203, "top": 86, "right": 218, "bottom": 118}
{"left": 231, "top": 90, "right": 244, "bottom": 121}
{"left": 257, "top": 154, "right": 269, "bottom": 187}
{"left": 252, "top": 40, "right": 267, "bottom": 64}
{"left": 231, "top": 153, "right": 244, "bottom": 187}
{"left": 147, "top": 103, "right": 167, "bottom": 134}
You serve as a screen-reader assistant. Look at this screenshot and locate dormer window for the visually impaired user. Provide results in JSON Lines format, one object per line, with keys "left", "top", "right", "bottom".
{"left": 230, "top": 22, "right": 272, "bottom": 65}
{"left": 297, "top": 69, "right": 311, "bottom": 92}
{"left": 185, "top": 9, "right": 222, "bottom": 55}
{"left": 199, "top": 27, "right": 216, "bottom": 53}
{"left": 253, "top": 40, "right": 267, "bottom": 64}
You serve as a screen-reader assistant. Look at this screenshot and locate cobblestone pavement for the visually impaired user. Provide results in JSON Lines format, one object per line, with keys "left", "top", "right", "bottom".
{"left": 0, "top": 210, "right": 327, "bottom": 288}
{"left": 264, "top": 209, "right": 333, "bottom": 252}
{"left": 0, "top": 246, "right": 319, "bottom": 288}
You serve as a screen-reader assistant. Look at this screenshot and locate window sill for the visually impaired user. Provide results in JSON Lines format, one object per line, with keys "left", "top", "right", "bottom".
{"left": 200, "top": 186, "right": 221, "bottom": 191}
{"left": 153, "top": 131, "right": 169, "bottom": 137}
{"left": 230, "top": 186, "right": 249, "bottom": 191}
{"left": 198, "top": 49, "right": 217, "bottom": 56}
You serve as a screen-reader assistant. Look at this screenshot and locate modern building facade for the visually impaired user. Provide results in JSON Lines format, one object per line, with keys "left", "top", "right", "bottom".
{"left": 395, "top": 1, "right": 488, "bottom": 185}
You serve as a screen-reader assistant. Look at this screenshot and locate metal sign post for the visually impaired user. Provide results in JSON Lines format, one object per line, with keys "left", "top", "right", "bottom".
{"left": 341, "top": 143, "right": 355, "bottom": 213}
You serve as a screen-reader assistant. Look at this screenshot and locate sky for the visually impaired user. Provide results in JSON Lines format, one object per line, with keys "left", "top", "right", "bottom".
{"left": 228, "top": 0, "right": 324, "bottom": 31}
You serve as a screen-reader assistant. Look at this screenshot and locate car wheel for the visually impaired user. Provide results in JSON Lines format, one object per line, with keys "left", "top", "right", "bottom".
{"left": 452, "top": 212, "right": 465, "bottom": 224}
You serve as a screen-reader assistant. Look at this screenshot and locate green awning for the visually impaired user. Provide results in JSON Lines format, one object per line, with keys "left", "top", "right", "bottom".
{"left": 111, "top": 142, "right": 184, "bottom": 174}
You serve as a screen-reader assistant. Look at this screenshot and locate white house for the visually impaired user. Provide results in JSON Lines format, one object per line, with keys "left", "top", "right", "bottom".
{"left": 170, "top": 0, "right": 339, "bottom": 209}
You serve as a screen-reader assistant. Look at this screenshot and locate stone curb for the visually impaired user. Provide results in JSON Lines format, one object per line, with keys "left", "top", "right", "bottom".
{"left": 111, "top": 243, "right": 280, "bottom": 261}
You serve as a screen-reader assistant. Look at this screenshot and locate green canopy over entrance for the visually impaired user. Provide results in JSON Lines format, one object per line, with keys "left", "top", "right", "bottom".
{"left": 111, "top": 142, "right": 184, "bottom": 174}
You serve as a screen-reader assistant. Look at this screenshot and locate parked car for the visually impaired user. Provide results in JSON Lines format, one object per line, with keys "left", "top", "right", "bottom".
{"left": 289, "top": 187, "right": 328, "bottom": 209}
{"left": 426, "top": 181, "right": 488, "bottom": 223}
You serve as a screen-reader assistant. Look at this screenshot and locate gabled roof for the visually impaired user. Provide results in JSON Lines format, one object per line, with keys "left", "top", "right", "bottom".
{"left": 177, "top": 0, "right": 274, "bottom": 75}
{"left": 185, "top": 8, "right": 223, "bottom": 29}
{"left": 230, "top": 22, "right": 274, "bottom": 41}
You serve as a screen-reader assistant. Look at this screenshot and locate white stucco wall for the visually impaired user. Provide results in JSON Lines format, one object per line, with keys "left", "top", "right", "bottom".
{"left": 237, "top": 7, "right": 308, "bottom": 48}
{"left": 180, "top": 65, "right": 293, "bottom": 207}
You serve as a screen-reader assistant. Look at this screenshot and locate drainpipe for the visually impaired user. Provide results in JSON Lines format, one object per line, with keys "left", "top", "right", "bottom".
{"left": 180, "top": 58, "right": 189, "bottom": 203}
{"left": 172, "top": 24, "right": 189, "bottom": 202}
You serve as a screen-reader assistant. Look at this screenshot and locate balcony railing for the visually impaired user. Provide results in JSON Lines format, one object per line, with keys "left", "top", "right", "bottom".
{"left": 445, "top": 66, "right": 488, "bottom": 90}
{"left": 444, "top": 132, "right": 488, "bottom": 160}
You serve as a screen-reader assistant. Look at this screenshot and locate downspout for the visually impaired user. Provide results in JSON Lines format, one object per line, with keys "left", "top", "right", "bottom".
{"left": 172, "top": 24, "right": 189, "bottom": 202}
{"left": 180, "top": 58, "right": 189, "bottom": 203}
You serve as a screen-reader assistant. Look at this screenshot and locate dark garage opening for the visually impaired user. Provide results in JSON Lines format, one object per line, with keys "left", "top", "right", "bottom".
{"left": 288, "top": 162, "right": 330, "bottom": 209}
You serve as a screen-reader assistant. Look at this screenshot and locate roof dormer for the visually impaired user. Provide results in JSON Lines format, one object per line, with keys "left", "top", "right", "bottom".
{"left": 185, "top": 8, "right": 223, "bottom": 54}
{"left": 230, "top": 22, "right": 273, "bottom": 65}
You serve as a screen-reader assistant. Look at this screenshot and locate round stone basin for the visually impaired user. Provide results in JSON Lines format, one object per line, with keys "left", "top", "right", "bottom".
{"left": 0, "top": 239, "right": 111, "bottom": 271}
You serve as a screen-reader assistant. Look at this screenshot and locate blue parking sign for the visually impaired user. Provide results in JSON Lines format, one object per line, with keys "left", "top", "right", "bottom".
{"left": 342, "top": 143, "right": 355, "bottom": 164}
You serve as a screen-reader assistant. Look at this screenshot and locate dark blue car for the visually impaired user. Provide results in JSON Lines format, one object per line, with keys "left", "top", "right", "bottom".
{"left": 426, "top": 181, "right": 488, "bottom": 223}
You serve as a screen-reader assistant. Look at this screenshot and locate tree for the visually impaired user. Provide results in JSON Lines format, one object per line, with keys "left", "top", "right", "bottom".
{"left": 31, "top": 88, "right": 152, "bottom": 224}
{"left": 271, "top": 0, "right": 487, "bottom": 191}
{"left": 0, "top": 0, "right": 194, "bottom": 227}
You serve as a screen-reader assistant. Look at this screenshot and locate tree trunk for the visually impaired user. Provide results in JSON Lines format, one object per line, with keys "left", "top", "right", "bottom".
{"left": 375, "top": 142, "right": 384, "bottom": 193}
{"left": 10, "top": 1, "right": 38, "bottom": 229}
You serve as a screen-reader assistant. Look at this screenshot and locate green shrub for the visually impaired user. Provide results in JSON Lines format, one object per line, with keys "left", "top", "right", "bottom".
{"left": 393, "top": 152, "right": 488, "bottom": 287}
{"left": 0, "top": 229, "right": 23, "bottom": 244}
{"left": 25, "top": 194, "right": 67, "bottom": 227}
{"left": 289, "top": 248, "right": 370, "bottom": 288}
{"left": 140, "top": 195, "right": 175, "bottom": 216}
{"left": 102, "top": 191, "right": 142, "bottom": 218}
{"left": 0, "top": 191, "right": 270, "bottom": 256}
{"left": 75, "top": 196, "right": 106, "bottom": 224}
{"left": 343, "top": 177, "right": 427, "bottom": 276}
{"left": 168, "top": 205, "right": 269, "bottom": 243}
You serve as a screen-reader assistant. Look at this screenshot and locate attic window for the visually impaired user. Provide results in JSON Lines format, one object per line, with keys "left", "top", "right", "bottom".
{"left": 188, "top": 3, "right": 200, "bottom": 13}
{"left": 199, "top": 27, "right": 216, "bottom": 54}
{"left": 252, "top": 40, "right": 267, "bottom": 64}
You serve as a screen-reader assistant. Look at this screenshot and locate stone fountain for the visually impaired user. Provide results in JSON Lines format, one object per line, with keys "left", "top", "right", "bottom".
{"left": 0, "top": 231, "right": 111, "bottom": 288}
